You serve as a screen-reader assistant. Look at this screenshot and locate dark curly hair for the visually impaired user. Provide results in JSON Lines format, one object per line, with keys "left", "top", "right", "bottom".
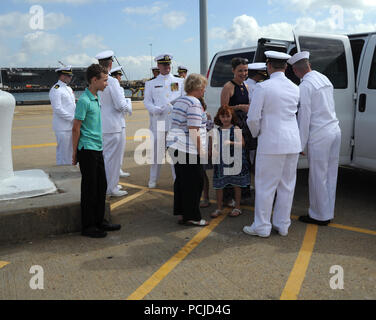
{"left": 214, "top": 105, "right": 238, "bottom": 126}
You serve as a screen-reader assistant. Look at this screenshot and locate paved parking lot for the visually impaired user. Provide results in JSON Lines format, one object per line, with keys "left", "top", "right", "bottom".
{"left": 0, "top": 103, "right": 375, "bottom": 300}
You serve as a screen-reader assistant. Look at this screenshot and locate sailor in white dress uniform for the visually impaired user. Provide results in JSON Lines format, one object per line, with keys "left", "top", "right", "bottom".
{"left": 244, "top": 62, "right": 267, "bottom": 102}
{"left": 144, "top": 54, "right": 184, "bottom": 188}
{"left": 49, "top": 66, "right": 76, "bottom": 165}
{"left": 288, "top": 51, "right": 341, "bottom": 225}
{"left": 110, "top": 66, "right": 132, "bottom": 178}
{"left": 96, "top": 50, "right": 132, "bottom": 197}
{"left": 244, "top": 51, "right": 302, "bottom": 237}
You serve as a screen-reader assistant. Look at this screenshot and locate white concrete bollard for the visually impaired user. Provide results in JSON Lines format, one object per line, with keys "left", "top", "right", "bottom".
{"left": 0, "top": 89, "right": 57, "bottom": 201}
{"left": 0, "top": 90, "right": 15, "bottom": 180}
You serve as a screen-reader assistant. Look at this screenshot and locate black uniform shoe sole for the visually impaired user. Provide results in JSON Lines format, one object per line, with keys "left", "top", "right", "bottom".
{"left": 101, "top": 224, "right": 121, "bottom": 232}
{"left": 298, "top": 215, "right": 330, "bottom": 226}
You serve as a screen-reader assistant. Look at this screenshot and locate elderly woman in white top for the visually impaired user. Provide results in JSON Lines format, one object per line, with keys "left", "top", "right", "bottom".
{"left": 167, "top": 74, "right": 209, "bottom": 226}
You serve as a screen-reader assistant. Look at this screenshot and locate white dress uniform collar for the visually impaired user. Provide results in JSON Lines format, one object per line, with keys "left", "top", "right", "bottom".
{"left": 57, "top": 79, "right": 67, "bottom": 86}
{"left": 269, "top": 71, "right": 285, "bottom": 79}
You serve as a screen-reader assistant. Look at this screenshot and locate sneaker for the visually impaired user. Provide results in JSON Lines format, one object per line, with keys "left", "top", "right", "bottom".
{"left": 120, "top": 170, "right": 130, "bottom": 178}
{"left": 243, "top": 225, "right": 270, "bottom": 238}
{"left": 109, "top": 189, "right": 128, "bottom": 197}
{"left": 148, "top": 181, "right": 157, "bottom": 188}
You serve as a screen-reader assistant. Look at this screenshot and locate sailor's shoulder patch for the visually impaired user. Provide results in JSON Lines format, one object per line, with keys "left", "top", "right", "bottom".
{"left": 54, "top": 84, "right": 60, "bottom": 89}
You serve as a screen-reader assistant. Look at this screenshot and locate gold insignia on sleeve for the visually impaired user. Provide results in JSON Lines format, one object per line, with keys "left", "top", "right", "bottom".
{"left": 54, "top": 84, "right": 60, "bottom": 89}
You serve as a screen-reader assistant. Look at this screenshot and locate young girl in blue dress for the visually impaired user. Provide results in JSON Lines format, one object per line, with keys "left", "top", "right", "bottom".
{"left": 211, "top": 105, "right": 250, "bottom": 218}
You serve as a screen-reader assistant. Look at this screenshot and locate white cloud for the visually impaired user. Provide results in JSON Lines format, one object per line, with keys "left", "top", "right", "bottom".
{"left": 81, "top": 34, "right": 106, "bottom": 49}
{"left": 64, "top": 53, "right": 96, "bottom": 66}
{"left": 123, "top": 1, "right": 167, "bottom": 15}
{"left": 210, "top": 13, "right": 376, "bottom": 49}
{"left": 269, "top": 0, "right": 376, "bottom": 13}
{"left": 183, "top": 37, "right": 194, "bottom": 43}
{"left": 117, "top": 55, "right": 155, "bottom": 80}
{"left": 23, "top": 0, "right": 94, "bottom": 4}
{"left": 162, "top": 11, "right": 186, "bottom": 29}
{"left": 0, "top": 11, "right": 70, "bottom": 37}
{"left": 21, "top": 31, "right": 62, "bottom": 55}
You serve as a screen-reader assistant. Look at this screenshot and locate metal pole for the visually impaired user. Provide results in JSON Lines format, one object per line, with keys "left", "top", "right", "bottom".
{"left": 199, "top": 0, "right": 208, "bottom": 76}
{"left": 113, "top": 55, "right": 129, "bottom": 81}
{"left": 150, "top": 43, "right": 152, "bottom": 78}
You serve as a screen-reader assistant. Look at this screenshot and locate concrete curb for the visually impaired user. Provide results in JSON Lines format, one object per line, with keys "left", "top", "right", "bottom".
{"left": 0, "top": 166, "right": 110, "bottom": 244}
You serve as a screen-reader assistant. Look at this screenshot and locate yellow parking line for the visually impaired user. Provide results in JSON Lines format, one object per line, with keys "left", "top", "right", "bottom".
{"left": 327, "top": 223, "right": 376, "bottom": 236}
{"left": 0, "top": 261, "right": 10, "bottom": 269}
{"left": 11, "top": 136, "right": 150, "bottom": 150}
{"left": 13, "top": 125, "right": 51, "bottom": 130}
{"left": 127, "top": 209, "right": 229, "bottom": 300}
{"left": 111, "top": 189, "right": 148, "bottom": 211}
{"left": 12, "top": 142, "right": 56, "bottom": 150}
{"left": 291, "top": 215, "right": 376, "bottom": 236}
{"left": 280, "top": 224, "right": 318, "bottom": 300}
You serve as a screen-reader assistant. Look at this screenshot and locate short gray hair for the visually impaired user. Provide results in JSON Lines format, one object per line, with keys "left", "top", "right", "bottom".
{"left": 184, "top": 73, "right": 207, "bottom": 93}
{"left": 293, "top": 58, "right": 310, "bottom": 71}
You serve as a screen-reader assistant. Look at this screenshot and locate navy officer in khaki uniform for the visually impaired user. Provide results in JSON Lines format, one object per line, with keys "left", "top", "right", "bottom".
{"left": 143, "top": 54, "right": 184, "bottom": 188}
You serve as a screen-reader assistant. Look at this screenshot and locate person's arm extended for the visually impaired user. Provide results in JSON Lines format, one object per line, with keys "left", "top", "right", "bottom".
{"left": 72, "top": 119, "right": 82, "bottom": 165}
{"left": 221, "top": 83, "right": 248, "bottom": 112}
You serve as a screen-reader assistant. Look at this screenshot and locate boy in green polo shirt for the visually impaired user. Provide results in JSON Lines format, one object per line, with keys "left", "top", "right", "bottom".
{"left": 72, "top": 64, "right": 121, "bottom": 238}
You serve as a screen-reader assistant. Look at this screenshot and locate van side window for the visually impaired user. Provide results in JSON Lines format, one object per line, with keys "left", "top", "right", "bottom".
{"left": 210, "top": 52, "right": 255, "bottom": 87}
{"left": 368, "top": 47, "right": 376, "bottom": 89}
{"left": 299, "top": 37, "right": 348, "bottom": 89}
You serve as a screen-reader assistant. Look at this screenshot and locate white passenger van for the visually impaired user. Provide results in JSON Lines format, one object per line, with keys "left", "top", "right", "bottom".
{"left": 205, "top": 32, "right": 376, "bottom": 171}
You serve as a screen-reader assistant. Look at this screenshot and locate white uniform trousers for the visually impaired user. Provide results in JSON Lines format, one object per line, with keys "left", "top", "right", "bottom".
{"left": 149, "top": 130, "right": 175, "bottom": 185}
{"left": 252, "top": 153, "right": 299, "bottom": 235}
{"left": 103, "top": 132, "right": 122, "bottom": 194}
{"left": 55, "top": 130, "right": 73, "bottom": 165}
{"left": 308, "top": 130, "right": 341, "bottom": 221}
{"left": 120, "top": 127, "right": 126, "bottom": 171}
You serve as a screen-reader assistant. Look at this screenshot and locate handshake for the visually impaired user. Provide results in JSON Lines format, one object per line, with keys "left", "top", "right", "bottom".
{"left": 154, "top": 103, "right": 173, "bottom": 116}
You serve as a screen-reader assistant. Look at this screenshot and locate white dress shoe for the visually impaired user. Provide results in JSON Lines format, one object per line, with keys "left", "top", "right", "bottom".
{"left": 148, "top": 182, "right": 157, "bottom": 188}
{"left": 120, "top": 170, "right": 130, "bottom": 178}
{"left": 117, "top": 184, "right": 123, "bottom": 190}
{"left": 109, "top": 189, "right": 128, "bottom": 197}
{"left": 272, "top": 226, "right": 288, "bottom": 237}
{"left": 243, "top": 225, "right": 270, "bottom": 238}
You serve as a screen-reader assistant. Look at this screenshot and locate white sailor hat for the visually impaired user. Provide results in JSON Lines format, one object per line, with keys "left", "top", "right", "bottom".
{"left": 110, "top": 66, "right": 123, "bottom": 76}
{"left": 95, "top": 50, "right": 114, "bottom": 61}
{"left": 248, "top": 62, "right": 266, "bottom": 70}
{"left": 265, "top": 51, "right": 291, "bottom": 62}
{"left": 287, "top": 51, "right": 310, "bottom": 65}
{"left": 178, "top": 65, "right": 188, "bottom": 72}
{"left": 151, "top": 67, "right": 160, "bottom": 71}
{"left": 155, "top": 54, "right": 173, "bottom": 64}
{"left": 55, "top": 66, "right": 73, "bottom": 75}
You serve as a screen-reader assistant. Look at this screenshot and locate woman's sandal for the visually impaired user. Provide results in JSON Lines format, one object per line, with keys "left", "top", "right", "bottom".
{"left": 211, "top": 209, "right": 222, "bottom": 218}
{"left": 229, "top": 208, "right": 242, "bottom": 217}
{"left": 185, "top": 219, "right": 209, "bottom": 227}
{"left": 200, "top": 199, "right": 210, "bottom": 208}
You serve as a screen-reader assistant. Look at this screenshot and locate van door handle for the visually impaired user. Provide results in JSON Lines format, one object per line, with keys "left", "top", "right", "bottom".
{"left": 359, "top": 93, "right": 366, "bottom": 112}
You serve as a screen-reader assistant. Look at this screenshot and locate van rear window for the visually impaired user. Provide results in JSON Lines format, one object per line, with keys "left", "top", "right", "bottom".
{"left": 298, "top": 37, "right": 348, "bottom": 89}
{"left": 210, "top": 51, "right": 255, "bottom": 87}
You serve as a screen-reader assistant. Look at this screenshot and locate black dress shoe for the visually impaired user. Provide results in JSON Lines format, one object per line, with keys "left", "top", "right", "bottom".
{"left": 82, "top": 227, "right": 107, "bottom": 238}
{"left": 298, "top": 215, "right": 330, "bottom": 226}
{"left": 100, "top": 222, "right": 121, "bottom": 232}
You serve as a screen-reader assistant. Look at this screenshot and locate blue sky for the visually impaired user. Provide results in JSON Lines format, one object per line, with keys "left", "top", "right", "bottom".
{"left": 1, "top": 0, "right": 376, "bottom": 79}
